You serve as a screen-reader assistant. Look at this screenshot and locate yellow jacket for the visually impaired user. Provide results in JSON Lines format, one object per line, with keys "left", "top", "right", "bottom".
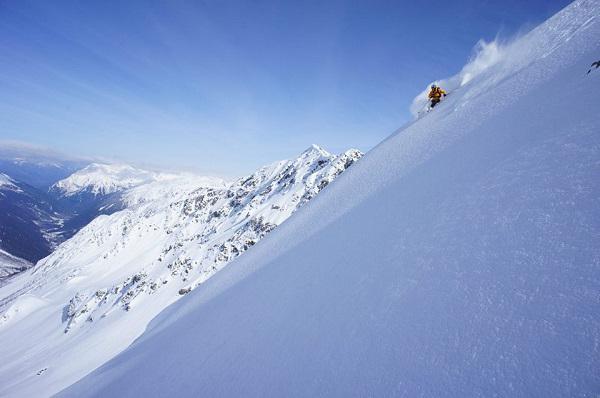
{"left": 428, "top": 87, "right": 447, "bottom": 100}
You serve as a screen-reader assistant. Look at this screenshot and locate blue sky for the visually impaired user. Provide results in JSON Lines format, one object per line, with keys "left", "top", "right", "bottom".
{"left": 0, "top": 0, "right": 571, "bottom": 176}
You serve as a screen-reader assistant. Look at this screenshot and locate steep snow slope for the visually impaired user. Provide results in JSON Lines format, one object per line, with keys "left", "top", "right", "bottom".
{"left": 60, "top": 1, "right": 600, "bottom": 397}
{"left": 0, "top": 146, "right": 361, "bottom": 397}
{"left": 51, "top": 163, "right": 168, "bottom": 196}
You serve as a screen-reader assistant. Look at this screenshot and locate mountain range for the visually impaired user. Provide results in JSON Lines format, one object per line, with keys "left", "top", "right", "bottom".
{"left": 0, "top": 145, "right": 362, "bottom": 397}
{"left": 0, "top": 150, "right": 190, "bottom": 281}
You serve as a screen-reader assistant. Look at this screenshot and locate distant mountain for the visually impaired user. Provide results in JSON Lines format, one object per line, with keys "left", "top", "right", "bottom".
{"left": 0, "top": 158, "right": 181, "bottom": 277}
{"left": 0, "top": 145, "right": 228, "bottom": 283}
{"left": 0, "top": 145, "right": 361, "bottom": 397}
{"left": 0, "top": 143, "right": 89, "bottom": 190}
{"left": 49, "top": 163, "right": 186, "bottom": 240}
{"left": 51, "top": 163, "right": 166, "bottom": 197}
{"left": 0, "top": 145, "right": 93, "bottom": 270}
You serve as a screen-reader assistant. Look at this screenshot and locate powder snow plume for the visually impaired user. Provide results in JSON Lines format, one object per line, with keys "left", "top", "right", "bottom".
{"left": 410, "top": 38, "right": 507, "bottom": 117}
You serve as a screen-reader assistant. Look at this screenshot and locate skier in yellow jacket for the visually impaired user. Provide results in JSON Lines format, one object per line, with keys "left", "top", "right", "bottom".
{"left": 428, "top": 84, "right": 447, "bottom": 108}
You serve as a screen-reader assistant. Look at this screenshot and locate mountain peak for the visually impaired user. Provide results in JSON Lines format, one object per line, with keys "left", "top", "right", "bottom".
{"left": 300, "top": 144, "right": 330, "bottom": 158}
{"left": 51, "top": 163, "right": 160, "bottom": 196}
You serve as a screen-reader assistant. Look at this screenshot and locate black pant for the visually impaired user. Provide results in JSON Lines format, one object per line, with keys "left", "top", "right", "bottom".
{"left": 430, "top": 99, "right": 440, "bottom": 108}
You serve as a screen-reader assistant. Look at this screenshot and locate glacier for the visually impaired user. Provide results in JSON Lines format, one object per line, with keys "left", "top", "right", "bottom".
{"left": 58, "top": 1, "right": 600, "bottom": 397}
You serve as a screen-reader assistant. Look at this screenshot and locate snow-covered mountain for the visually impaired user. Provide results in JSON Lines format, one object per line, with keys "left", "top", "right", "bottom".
{"left": 0, "top": 162, "right": 166, "bottom": 277}
{"left": 49, "top": 163, "right": 195, "bottom": 250}
{"left": 57, "top": 1, "right": 600, "bottom": 396}
{"left": 0, "top": 145, "right": 361, "bottom": 397}
{"left": 0, "top": 145, "right": 118, "bottom": 275}
{"left": 0, "top": 158, "right": 221, "bottom": 282}
{"left": 51, "top": 163, "right": 168, "bottom": 197}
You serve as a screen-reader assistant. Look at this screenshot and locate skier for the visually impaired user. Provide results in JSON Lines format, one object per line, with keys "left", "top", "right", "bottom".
{"left": 428, "top": 84, "right": 447, "bottom": 109}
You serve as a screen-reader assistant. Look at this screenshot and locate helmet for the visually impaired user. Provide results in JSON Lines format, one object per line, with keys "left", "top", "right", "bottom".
{"left": 431, "top": 84, "right": 437, "bottom": 88}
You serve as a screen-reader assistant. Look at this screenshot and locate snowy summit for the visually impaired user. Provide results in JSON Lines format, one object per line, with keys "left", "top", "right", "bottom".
{"left": 51, "top": 163, "right": 166, "bottom": 196}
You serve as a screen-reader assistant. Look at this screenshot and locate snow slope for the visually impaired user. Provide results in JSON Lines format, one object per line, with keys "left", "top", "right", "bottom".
{"left": 60, "top": 1, "right": 600, "bottom": 397}
{"left": 0, "top": 145, "right": 361, "bottom": 397}
{"left": 51, "top": 163, "right": 169, "bottom": 196}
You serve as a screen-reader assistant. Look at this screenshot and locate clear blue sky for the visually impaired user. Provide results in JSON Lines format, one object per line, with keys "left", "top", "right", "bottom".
{"left": 0, "top": 0, "right": 571, "bottom": 176}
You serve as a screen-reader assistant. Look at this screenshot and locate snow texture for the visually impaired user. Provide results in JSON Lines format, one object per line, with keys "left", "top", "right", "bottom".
{"left": 0, "top": 145, "right": 361, "bottom": 397}
{"left": 58, "top": 1, "right": 600, "bottom": 397}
